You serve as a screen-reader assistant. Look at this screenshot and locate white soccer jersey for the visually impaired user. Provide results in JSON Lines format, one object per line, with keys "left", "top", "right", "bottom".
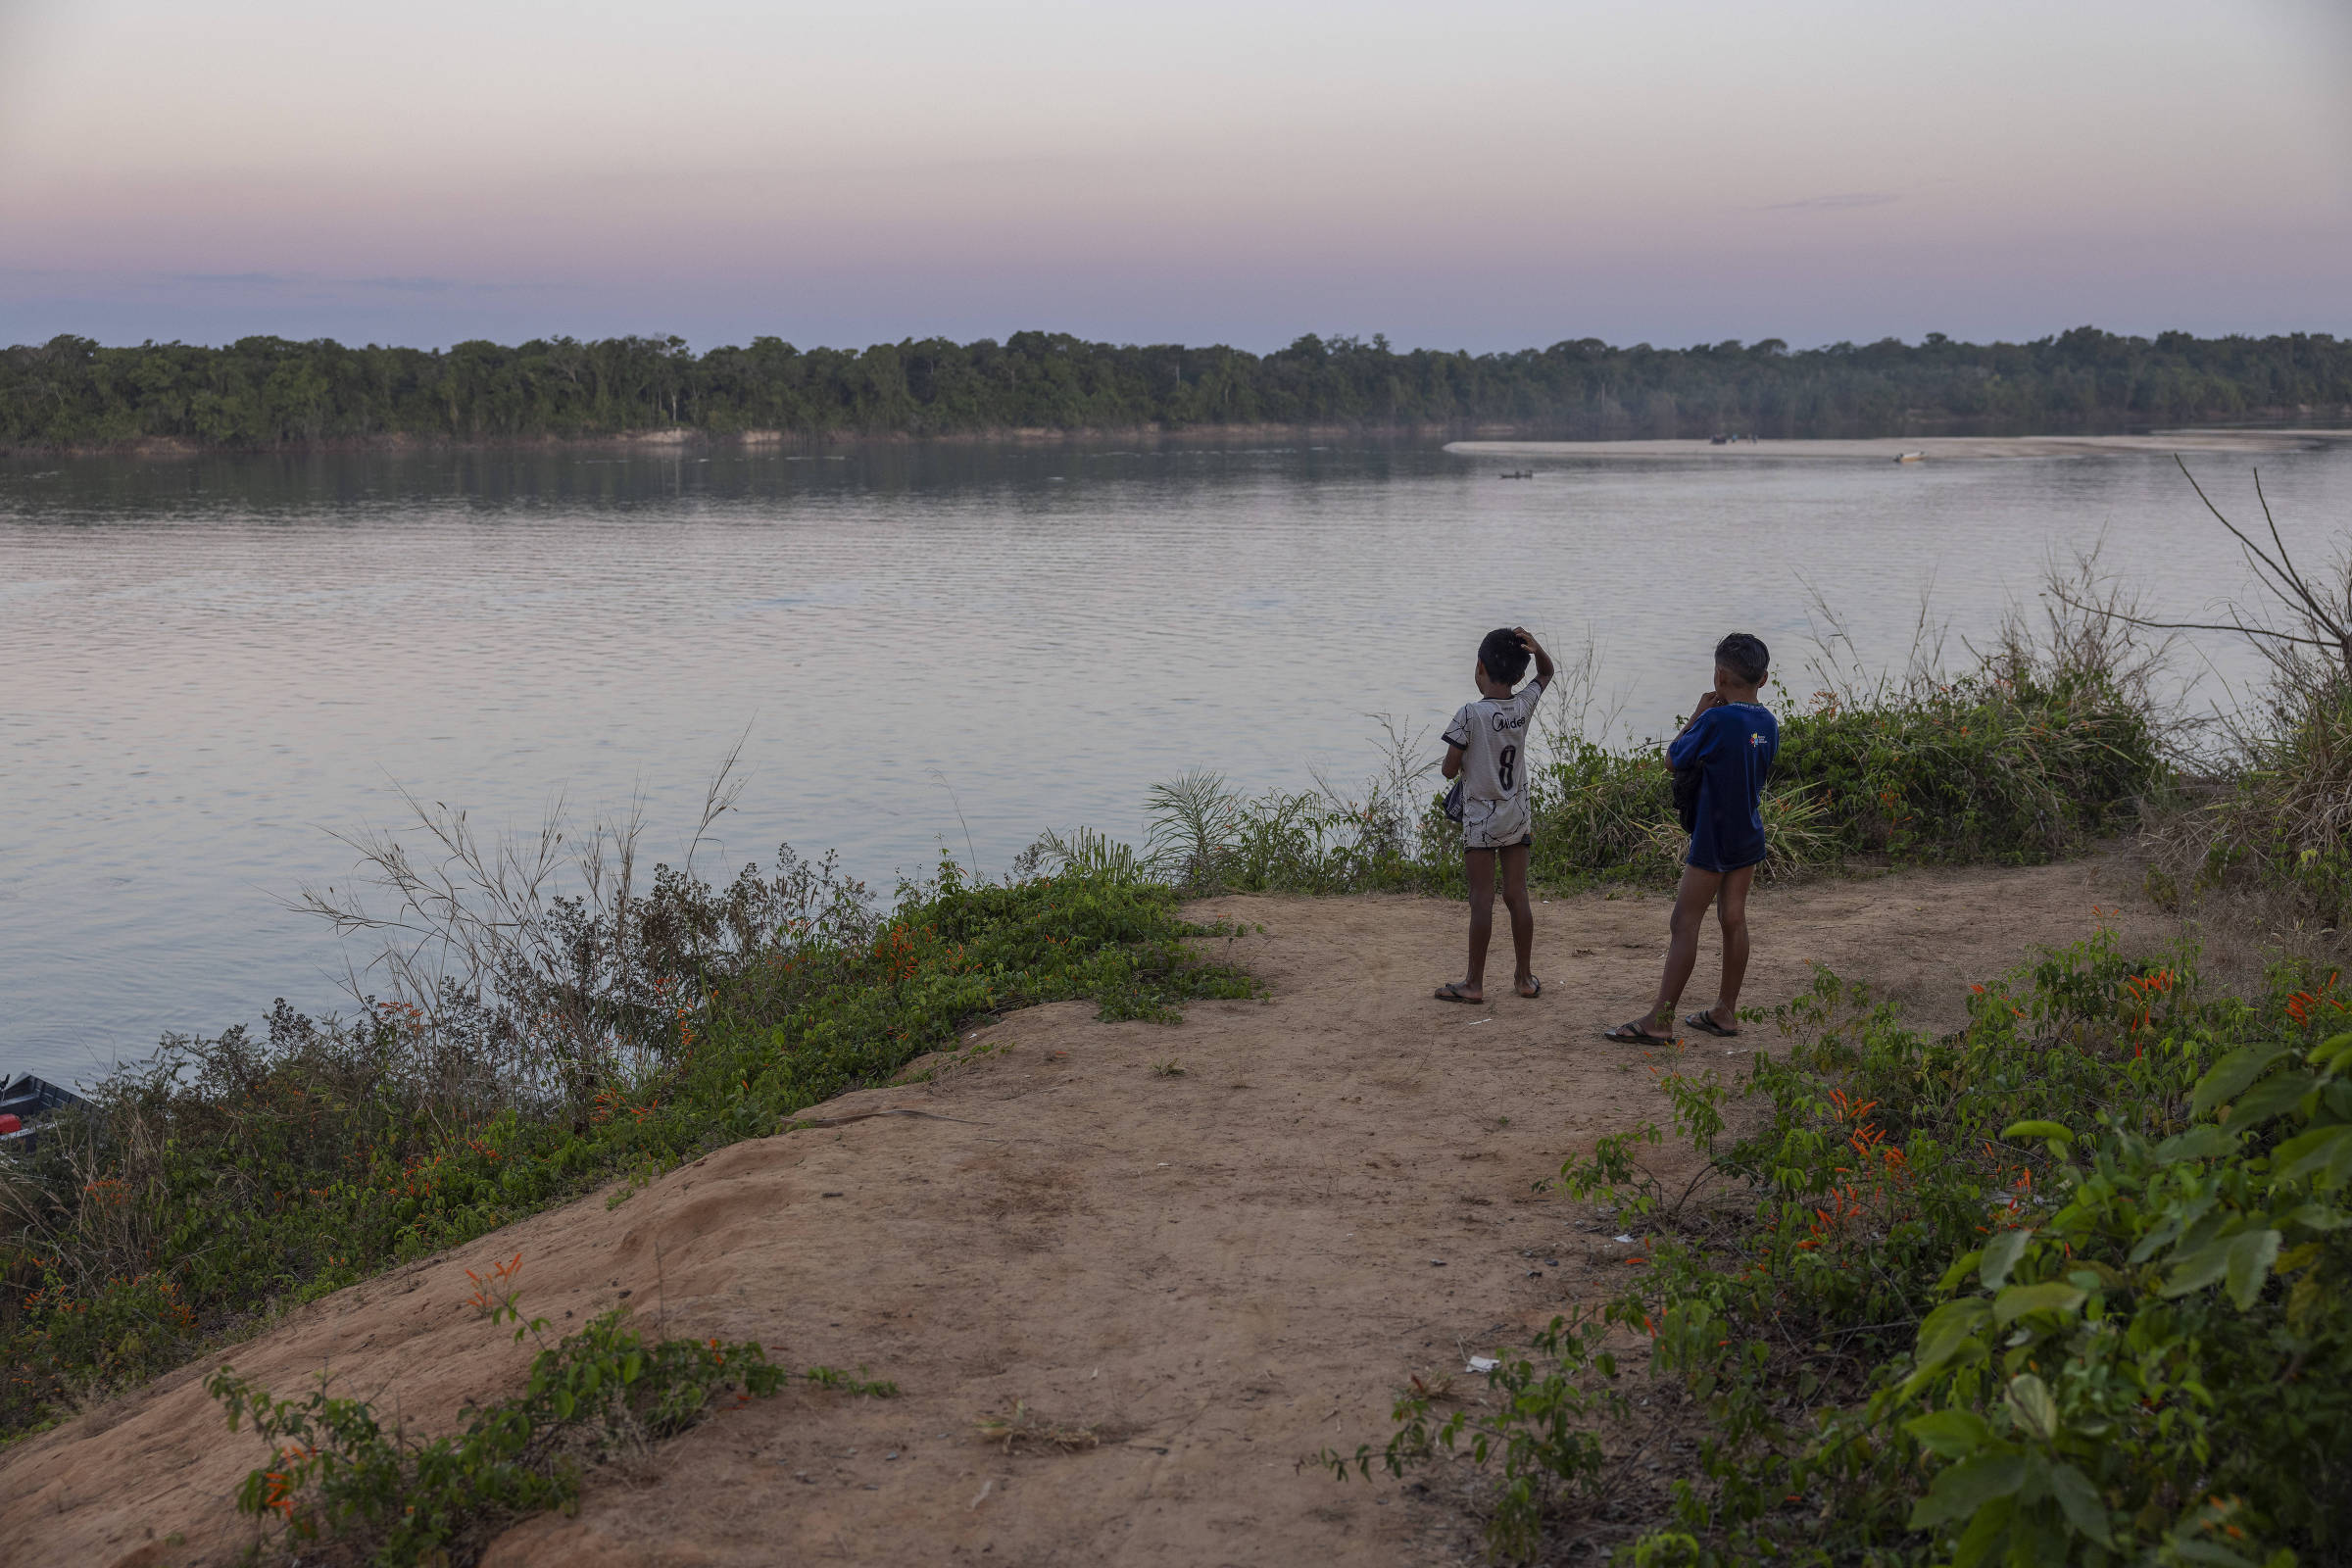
{"left": 1444, "top": 675, "right": 1547, "bottom": 849}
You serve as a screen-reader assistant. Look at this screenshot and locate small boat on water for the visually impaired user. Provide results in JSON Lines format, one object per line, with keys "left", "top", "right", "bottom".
{"left": 1894, "top": 451, "right": 1926, "bottom": 464}
{"left": 1498, "top": 469, "right": 1534, "bottom": 479}
{"left": 0, "top": 1073, "right": 86, "bottom": 1155}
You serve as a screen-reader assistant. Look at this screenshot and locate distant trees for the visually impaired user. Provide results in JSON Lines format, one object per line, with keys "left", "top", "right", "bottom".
{"left": 2, "top": 326, "right": 2346, "bottom": 451}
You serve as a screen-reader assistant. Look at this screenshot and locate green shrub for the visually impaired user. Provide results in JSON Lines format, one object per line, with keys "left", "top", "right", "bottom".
{"left": 209, "top": 1283, "right": 893, "bottom": 1567}
{"left": 1325, "top": 1307, "right": 1637, "bottom": 1560}
{"left": 1342, "top": 934, "right": 2352, "bottom": 1564}
{"left": 1773, "top": 662, "right": 2159, "bottom": 866}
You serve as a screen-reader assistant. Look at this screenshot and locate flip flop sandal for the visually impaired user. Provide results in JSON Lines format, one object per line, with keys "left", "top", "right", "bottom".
{"left": 1518, "top": 979, "right": 1543, "bottom": 999}
{"left": 1603, "top": 1021, "right": 1675, "bottom": 1045}
{"left": 1684, "top": 1011, "right": 1740, "bottom": 1038}
{"left": 1434, "top": 983, "right": 1484, "bottom": 1004}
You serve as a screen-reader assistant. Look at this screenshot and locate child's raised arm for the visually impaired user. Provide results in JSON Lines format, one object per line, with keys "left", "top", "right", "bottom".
{"left": 1515, "top": 627, "right": 1554, "bottom": 689}
{"left": 1667, "top": 691, "right": 1726, "bottom": 761}
{"left": 1674, "top": 691, "right": 1731, "bottom": 738}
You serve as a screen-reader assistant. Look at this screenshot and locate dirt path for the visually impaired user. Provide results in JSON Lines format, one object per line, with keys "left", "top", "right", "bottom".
{"left": 1, "top": 857, "right": 2180, "bottom": 1568}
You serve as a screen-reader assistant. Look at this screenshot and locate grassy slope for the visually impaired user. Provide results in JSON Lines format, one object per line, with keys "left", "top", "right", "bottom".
{"left": 0, "top": 869, "right": 1251, "bottom": 1441}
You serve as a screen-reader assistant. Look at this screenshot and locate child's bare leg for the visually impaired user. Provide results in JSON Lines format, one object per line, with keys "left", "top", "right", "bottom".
{"left": 1708, "top": 863, "right": 1756, "bottom": 1027}
{"left": 1458, "top": 849, "right": 1497, "bottom": 1000}
{"left": 1499, "top": 844, "right": 1538, "bottom": 995}
{"left": 1643, "top": 865, "right": 1723, "bottom": 1035}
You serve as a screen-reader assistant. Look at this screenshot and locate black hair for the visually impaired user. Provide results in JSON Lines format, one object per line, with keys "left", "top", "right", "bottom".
{"left": 1715, "top": 632, "right": 1770, "bottom": 686}
{"left": 1477, "top": 627, "right": 1531, "bottom": 686}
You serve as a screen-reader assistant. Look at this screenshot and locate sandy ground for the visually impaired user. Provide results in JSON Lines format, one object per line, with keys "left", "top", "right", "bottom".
{"left": 1446, "top": 430, "right": 2352, "bottom": 462}
{"left": 0, "top": 857, "right": 2184, "bottom": 1568}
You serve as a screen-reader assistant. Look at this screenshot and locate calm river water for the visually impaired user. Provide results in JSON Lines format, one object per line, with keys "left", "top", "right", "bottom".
{"left": 6, "top": 436, "right": 2350, "bottom": 1082}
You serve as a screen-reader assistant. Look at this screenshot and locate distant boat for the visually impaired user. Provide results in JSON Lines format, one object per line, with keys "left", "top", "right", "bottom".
{"left": 1894, "top": 451, "right": 1926, "bottom": 464}
{"left": 1498, "top": 469, "right": 1533, "bottom": 479}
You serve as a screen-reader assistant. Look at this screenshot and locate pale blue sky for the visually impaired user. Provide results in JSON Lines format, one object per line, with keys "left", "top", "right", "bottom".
{"left": 2, "top": 0, "right": 2346, "bottom": 350}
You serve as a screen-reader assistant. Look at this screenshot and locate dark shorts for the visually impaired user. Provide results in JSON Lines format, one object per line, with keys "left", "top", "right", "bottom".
{"left": 1686, "top": 844, "right": 1765, "bottom": 875}
{"left": 1465, "top": 836, "right": 1533, "bottom": 855}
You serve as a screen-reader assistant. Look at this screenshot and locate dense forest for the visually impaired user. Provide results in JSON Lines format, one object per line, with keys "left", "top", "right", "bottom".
{"left": 3, "top": 326, "right": 2348, "bottom": 450}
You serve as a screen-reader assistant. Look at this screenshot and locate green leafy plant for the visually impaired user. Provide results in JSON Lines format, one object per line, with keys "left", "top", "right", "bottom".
{"left": 1345, "top": 935, "right": 2352, "bottom": 1564}
{"left": 209, "top": 1280, "right": 893, "bottom": 1567}
{"left": 1883, "top": 1026, "right": 2351, "bottom": 1566}
{"left": 1322, "top": 1308, "right": 1635, "bottom": 1561}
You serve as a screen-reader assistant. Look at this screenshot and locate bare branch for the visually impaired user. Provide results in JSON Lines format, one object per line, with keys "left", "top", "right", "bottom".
{"left": 2178, "top": 458, "right": 2340, "bottom": 641}
{"left": 2040, "top": 588, "right": 2337, "bottom": 651}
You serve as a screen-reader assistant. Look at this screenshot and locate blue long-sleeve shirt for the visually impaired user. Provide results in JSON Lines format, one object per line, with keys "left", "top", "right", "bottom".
{"left": 1668, "top": 703, "right": 1779, "bottom": 872}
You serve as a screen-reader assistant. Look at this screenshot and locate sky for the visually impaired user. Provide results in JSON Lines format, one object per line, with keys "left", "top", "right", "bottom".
{"left": 1, "top": 0, "right": 2348, "bottom": 353}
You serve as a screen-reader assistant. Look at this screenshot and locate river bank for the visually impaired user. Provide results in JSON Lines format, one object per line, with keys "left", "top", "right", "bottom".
{"left": 0, "top": 857, "right": 2181, "bottom": 1566}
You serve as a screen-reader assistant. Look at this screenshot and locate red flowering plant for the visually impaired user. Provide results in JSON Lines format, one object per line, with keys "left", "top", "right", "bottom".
{"left": 1334, "top": 932, "right": 2351, "bottom": 1565}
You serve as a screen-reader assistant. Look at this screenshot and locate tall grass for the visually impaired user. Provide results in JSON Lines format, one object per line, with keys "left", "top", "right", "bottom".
{"left": 2145, "top": 655, "right": 2352, "bottom": 931}
{"left": 1146, "top": 591, "right": 2167, "bottom": 901}
{"left": 2125, "top": 465, "right": 2352, "bottom": 939}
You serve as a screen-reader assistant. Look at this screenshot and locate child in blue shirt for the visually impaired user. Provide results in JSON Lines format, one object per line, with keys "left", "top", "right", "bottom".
{"left": 1606, "top": 633, "right": 1779, "bottom": 1044}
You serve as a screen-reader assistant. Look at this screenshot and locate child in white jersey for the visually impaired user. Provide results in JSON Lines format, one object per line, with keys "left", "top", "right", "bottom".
{"left": 1435, "top": 626, "right": 1554, "bottom": 1004}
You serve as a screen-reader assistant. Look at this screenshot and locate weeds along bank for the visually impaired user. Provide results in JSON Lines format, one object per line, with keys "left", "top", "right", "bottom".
{"left": 0, "top": 855, "right": 1253, "bottom": 1443}
{"left": 1144, "top": 610, "right": 2163, "bottom": 901}
{"left": 2149, "top": 640, "right": 2352, "bottom": 936}
{"left": 1330, "top": 934, "right": 2352, "bottom": 1567}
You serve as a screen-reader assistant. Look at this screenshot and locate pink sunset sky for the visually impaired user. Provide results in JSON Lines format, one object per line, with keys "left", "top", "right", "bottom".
{"left": 1, "top": 0, "right": 2347, "bottom": 352}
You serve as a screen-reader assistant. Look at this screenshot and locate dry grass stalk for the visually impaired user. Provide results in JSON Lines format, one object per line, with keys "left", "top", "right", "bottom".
{"left": 974, "top": 1400, "right": 1101, "bottom": 1454}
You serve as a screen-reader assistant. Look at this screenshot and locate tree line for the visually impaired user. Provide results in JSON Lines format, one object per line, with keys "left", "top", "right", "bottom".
{"left": 3, "top": 325, "right": 2347, "bottom": 450}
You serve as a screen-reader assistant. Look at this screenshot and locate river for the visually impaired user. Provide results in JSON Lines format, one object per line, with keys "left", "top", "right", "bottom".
{"left": 5, "top": 433, "right": 2349, "bottom": 1081}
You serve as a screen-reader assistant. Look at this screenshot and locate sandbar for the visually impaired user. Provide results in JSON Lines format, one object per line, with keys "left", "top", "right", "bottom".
{"left": 1446, "top": 430, "right": 2352, "bottom": 462}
